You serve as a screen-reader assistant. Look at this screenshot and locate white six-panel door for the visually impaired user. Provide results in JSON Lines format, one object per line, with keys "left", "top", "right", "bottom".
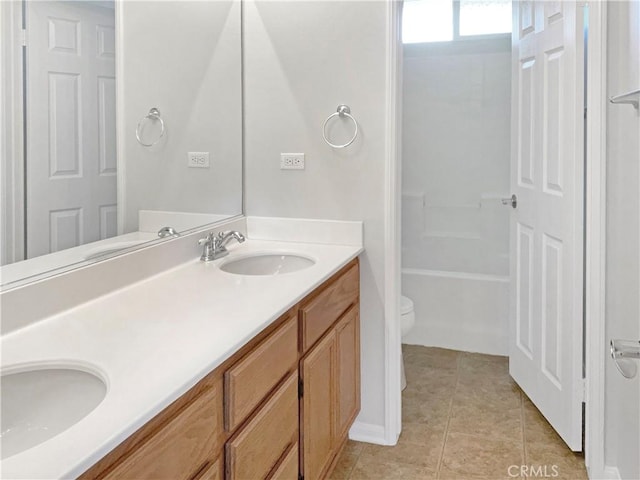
{"left": 509, "top": 0, "right": 584, "bottom": 451}
{"left": 26, "top": 1, "right": 116, "bottom": 258}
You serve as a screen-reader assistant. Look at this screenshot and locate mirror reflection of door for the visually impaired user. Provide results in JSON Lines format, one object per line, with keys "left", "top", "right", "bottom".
{"left": 25, "top": 1, "right": 116, "bottom": 259}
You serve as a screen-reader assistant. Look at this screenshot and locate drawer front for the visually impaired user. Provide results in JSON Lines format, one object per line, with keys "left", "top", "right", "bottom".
{"left": 226, "top": 373, "right": 298, "bottom": 480}
{"left": 301, "top": 263, "right": 359, "bottom": 352}
{"left": 104, "top": 380, "right": 223, "bottom": 480}
{"left": 269, "top": 442, "right": 299, "bottom": 480}
{"left": 225, "top": 315, "right": 297, "bottom": 431}
{"left": 193, "top": 457, "right": 223, "bottom": 480}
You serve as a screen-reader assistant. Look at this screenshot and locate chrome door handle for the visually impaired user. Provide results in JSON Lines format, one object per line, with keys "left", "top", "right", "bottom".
{"left": 502, "top": 194, "right": 517, "bottom": 209}
{"left": 611, "top": 339, "right": 640, "bottom": 379}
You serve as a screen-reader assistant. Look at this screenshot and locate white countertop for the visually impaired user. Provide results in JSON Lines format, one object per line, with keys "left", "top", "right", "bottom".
{"left": 1, "top": 239, "right": 362, "bottom": 479}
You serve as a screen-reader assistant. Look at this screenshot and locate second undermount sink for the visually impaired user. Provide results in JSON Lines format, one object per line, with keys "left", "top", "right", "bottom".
{"left": 220, "top": 253, "right": 315, "bottom": 276}
{"left": 1, "top": 366, "right": 107, "bottom": 459}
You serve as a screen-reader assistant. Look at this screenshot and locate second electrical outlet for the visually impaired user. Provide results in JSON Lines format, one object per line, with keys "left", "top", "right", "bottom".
{"left": 280, "top": 153, "right": 305, "bottom": 170}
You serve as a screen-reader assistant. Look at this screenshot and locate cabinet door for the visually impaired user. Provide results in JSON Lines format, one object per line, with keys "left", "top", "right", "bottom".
{"left": 301, "top": 331, "right": 336, "bottom": 480}
{"left": 334, "top": 305, "right": 360, "bottom": 442}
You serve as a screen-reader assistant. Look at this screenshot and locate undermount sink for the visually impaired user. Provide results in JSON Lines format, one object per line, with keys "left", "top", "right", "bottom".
{"left": 1, "top": 366, "right": 107, "bottom": 459}
{"left": 220, "top": 253, "right": 315, "bottom": 276}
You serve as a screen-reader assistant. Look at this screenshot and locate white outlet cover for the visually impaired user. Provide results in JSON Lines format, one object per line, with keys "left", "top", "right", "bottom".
{"left": 188, "top": 152, "right": 210, "bottom": 168}
{"left": 280, "top": 153, "right": 305, "bottom": 170}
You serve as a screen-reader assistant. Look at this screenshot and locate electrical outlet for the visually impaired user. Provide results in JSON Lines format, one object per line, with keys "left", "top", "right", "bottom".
{"left": 280, "top": 153, "right": 305, "bottom": 170}
{"left": 188, "top": 152, "right": 210, "bottom": 168}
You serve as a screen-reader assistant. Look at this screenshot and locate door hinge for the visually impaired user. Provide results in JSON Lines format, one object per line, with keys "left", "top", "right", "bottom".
{"left": 298, "top": 378, "right": 304, "bottom": 398}
{"left": 21, "top": 28, "right": 27, "bottom": 47}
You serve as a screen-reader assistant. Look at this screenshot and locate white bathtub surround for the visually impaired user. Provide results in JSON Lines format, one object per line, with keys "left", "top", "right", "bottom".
{"left": 402, "top": 269, "right": 509, "bottom": 356}
{"left": 0, "top": 217, "right": 363, "bottom": 479}
{"left": 401, "top": 37, "right": 511, "bottom": 356}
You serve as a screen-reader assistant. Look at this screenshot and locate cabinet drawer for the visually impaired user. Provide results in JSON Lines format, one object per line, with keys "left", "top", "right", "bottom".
{"left": 193, "top": 457, "right": 223, "bottom": 480}
{"left": 269, "top": 442, "right": 299, "bottom": 480}
{"left": 300, "top": 263, "right": 359, "bottom": 352}
{"left": 226, "top": 373, "right": 298, "bottom": 480}
{"left": 103, "top": 380, "right": 223, "bottom": 480}
{"left": 225, "top": 315, "right": 297, "bottom": 431}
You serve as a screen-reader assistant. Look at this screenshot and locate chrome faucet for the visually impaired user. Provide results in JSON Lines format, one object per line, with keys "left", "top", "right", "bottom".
{"left": 158, "top": 226, "right": 179, "bottom": 238}
{"left": 198, "top": 230, "right": 245, "bottom": 262}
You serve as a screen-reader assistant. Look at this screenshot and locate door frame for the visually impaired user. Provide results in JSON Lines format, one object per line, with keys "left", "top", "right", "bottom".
{"left": 584, "top": 1, "right": 608, "bottom": 478}
{"left": 0, "top": 0, "right": 25, "bottom": 265}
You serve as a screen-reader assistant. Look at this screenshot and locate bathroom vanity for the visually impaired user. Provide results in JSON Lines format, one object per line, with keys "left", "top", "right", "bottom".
{"left": 0, "top": 218, "right": 363, "bottom": 480}
{"left": 80, "top": 259, "right": 360, "bottom": 480}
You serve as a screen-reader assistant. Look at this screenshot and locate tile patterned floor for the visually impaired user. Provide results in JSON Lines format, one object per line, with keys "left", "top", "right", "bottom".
{"left": 330, "top": 345, "right": 588, "bottom": 480}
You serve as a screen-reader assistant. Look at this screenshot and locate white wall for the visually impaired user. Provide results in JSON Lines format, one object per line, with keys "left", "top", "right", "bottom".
{"left": 243, "top": 1, "right": 392, "bottom": 438}
{"left": 402, "top": 39, "right": 511, "bottom": 276}
{"left": 401, "top": 38, "right": 511, "bottom": 355}
{"left": 119, "top": 1, "right": 242, "bottom": 233}
{"left": 604, "top": 3, "right": 640, "bottom": 479}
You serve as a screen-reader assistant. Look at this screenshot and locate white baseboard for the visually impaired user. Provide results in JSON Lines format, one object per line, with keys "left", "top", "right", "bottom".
{"left": 600, "top": 466, "right": 621, "bottom": 480}
{"left": 348, "top": 421, "right": 391, "bottom": 445}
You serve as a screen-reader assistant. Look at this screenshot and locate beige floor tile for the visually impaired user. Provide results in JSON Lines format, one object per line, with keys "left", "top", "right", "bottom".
{"left": 440, "top": 432, "right": 523, "bottom": 479}
{"left": 453, "top": 380, "right": 522, "bottom": 411}
{"left": 448, "top": 402, "right": 523, "bottom": 441}
{"left": 403, "top": 345, "right": 460, "bottom": 371}
{"left": 526, "top": 442, "right": 587, "bottom": 480}
{"left": 403, "top": 375, "right": 458, "bottom": 402}
{"left": 522, "top": 398, "right": 569, "bottom": 450}
{"left": 349, "top": 459, "right": 436, "bottom": 480}
{"left": 329, "top": 440, "right": 365, "bottom": 480}
{"left": 399, "top": 422, "right": 447, "bottom": 444}
{"left": 402, "top": 394, "right": 452, "bottom": 426}
{"left": 359, "top": 428, "right": 444, "bottom": 470}
{"left": 458, "top": 352, "right": 510, "bottom": 379}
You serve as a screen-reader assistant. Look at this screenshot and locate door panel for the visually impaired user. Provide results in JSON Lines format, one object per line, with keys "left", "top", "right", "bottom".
{"left": 26, "top": 1, "right": 116, "bottom": 258}
{"left": 509, "top": 0, "right": 584, "bottom": 451}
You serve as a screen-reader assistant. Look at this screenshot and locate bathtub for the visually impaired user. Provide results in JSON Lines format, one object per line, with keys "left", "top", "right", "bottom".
{"left": 401, "top": 268, "right": 509, "bottom": 356}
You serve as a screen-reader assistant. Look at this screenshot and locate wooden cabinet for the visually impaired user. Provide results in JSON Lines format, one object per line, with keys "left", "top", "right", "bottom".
{"left": 102, "top": 381, "right": 223, "bottom": 480}
{"left": 300, "top": 305, "right": 360, "bottom": 480}
{"left": 224, "top": 315, "right": 298, "bottom": 431}
{"left": 334, "top": 306, "right": 360, "bottom": 441}
{"left": 270, "top": 442, "right": 299, "bottom": 480}
{"left": 193, "top": 458, "right": 224, "bottom": 480}
{"left": 225, "top": 373, "right": 298, "bottom": 480}
{"left": 81, "top": 258, "right": 360, "bottom": 480}
{"left": 300, "top": 263, "right": 359, "bottom": 351}
{"left": 301, "top": 331, "right": 336, "bottom": 480}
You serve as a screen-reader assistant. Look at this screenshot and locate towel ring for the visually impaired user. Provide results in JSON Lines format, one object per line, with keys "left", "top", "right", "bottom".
{"left": 136, "top": 108, "right": 165, "bottom": 147}
{"left": 323, "top": 105, "right": 358, "bottom": 148}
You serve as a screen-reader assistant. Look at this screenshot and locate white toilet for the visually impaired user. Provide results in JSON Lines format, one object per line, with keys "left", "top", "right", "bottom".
{"left": 400, "top": 295, "right": 415, "bottom": 390}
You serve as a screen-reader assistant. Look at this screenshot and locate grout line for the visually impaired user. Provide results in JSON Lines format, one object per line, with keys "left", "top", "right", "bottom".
{"left": 434, "top": 352, "right": 460, "bottom": 479}
{"left": 520, "top": 390, "right": 528, "bottom": 466}
{"left": 343, "top": 444, "right": 363, "bottom": 480}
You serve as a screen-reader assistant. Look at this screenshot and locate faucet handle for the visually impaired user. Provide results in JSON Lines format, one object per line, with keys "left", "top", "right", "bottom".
{"left": 198, "top": 232, "right": 214, "bottom": 246}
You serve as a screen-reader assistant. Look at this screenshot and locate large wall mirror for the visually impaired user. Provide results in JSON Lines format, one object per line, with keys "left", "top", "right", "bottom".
{"left": 0, "top": 0, "right": 243, "bottom": 289}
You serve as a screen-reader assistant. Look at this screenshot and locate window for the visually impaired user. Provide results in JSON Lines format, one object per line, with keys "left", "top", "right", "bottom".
{"left": 402, "top": 0, "right": 512, "bottom": 44}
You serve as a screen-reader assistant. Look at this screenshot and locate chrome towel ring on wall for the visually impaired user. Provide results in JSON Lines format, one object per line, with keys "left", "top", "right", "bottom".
{"left": 322, "top": 104, "right": 358, "bottom": 148}
{"left": 136, "top": 107, "right": 166, "bottom": 147}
